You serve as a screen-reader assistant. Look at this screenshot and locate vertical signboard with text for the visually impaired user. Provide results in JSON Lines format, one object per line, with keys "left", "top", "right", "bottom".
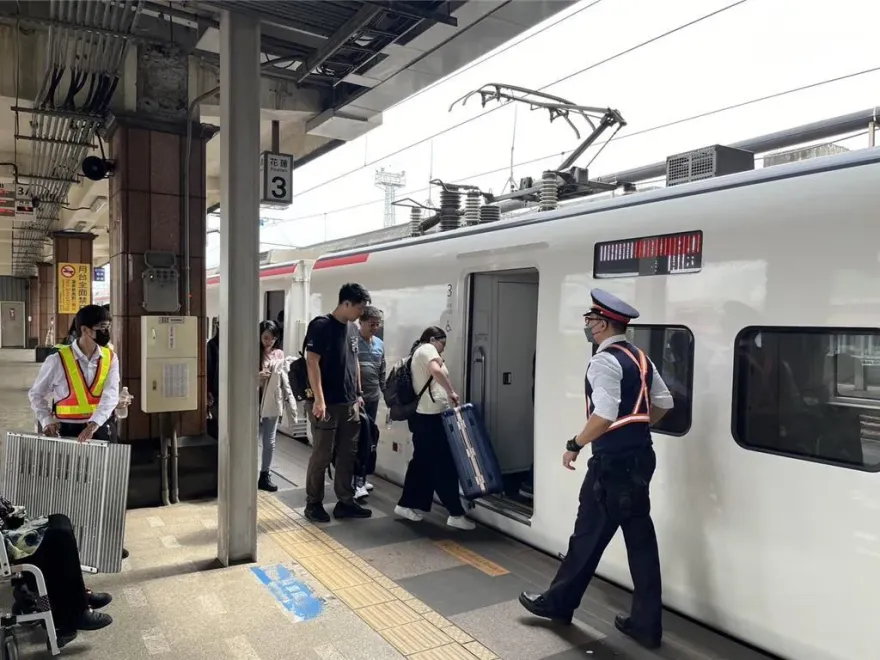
{"left": 57, "top": 262, "right": 92, "bottom": 314}
{"left": 259, "top": 152, "right": 293, "bottom": 208}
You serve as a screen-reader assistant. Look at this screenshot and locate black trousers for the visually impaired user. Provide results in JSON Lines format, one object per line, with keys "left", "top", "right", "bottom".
{"left": 545, "top": 446, "right": 662, "bottom": 635}
{"left": 398, "top": 413, "right": 464, "bottom": 516}
{"left": 18, "top": 514, "right": 89, "bottom": 631}
{"left": 59, "top": 416, "right": 118, "bottom": 443}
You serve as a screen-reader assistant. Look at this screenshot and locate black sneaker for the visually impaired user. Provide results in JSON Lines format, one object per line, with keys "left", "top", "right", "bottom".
{"left": 258, "top": 471, "right": 279, "bottom": 493}
{"left": 333, "top": 502, "right": 373, "bottom": 519}
{"left": 304, "top": 504, "right": 331, "bottom": 523}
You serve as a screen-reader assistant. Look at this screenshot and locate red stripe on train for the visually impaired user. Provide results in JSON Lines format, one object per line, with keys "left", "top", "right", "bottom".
{"left": 205, "top": 263, "right": 296, "bottom": 286}
{"left": 206, "top": 252, "right": 369, "bottom": 285}
{"left": 314, "top": 253, "right": 369, "bottom": 270}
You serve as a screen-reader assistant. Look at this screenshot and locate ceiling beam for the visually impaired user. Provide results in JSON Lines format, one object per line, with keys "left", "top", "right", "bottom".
{"left": 362, "top": 1, "right": 458, "bottom": 27}
{"left": 294, "top": 5, "right": 385, "bottom": 85}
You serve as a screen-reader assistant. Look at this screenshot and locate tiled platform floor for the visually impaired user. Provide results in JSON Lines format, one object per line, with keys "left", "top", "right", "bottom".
{"left": 0, "top": 349, "right": 777, "bottom": 659}
{"left": 268, "top": 439, "right": 777, "bottom": 660}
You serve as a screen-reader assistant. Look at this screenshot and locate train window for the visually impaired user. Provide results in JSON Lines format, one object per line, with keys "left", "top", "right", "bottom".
{"left": 733, "top": 327, "right": 880, "bottom": 471}
{"left": 624, "top": 325, "right": 694, "bottom": 436}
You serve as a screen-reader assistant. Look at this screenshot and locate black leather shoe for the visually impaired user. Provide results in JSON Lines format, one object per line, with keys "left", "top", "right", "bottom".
{"left": 121, "top": 548, "right": 129, "bottom": 560}
{"left": 78, "top": 609, "right": 113, "bottom": 631}
{"left": 304, "top": 504, "right": 331, "bottom": 523}
{"left": 86, "top": 590, "right": 112, "bottom": 610}
{"left": 614, "top": 615, "right": 661, "bottom": 649}
{"left": 258, "top": 471, "right": 279, "bottom": 492}
{"left": 518, "top": 592, "right": 572, "bottom": 625}
{"left": 56, "top": 629, "right": 78, "bottom": 648}
{"left": 333, "top": 502, "right": 373, "bottom": 519}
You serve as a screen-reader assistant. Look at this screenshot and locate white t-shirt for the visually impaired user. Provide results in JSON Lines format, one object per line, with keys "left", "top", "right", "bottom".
{"left": 411, "top": 342, "right": 449, "bottom": 415}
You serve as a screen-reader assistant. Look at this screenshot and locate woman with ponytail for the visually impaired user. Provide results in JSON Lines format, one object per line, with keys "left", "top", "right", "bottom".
{"left": 394, "top": 326, "right": 475, "bottom": 530}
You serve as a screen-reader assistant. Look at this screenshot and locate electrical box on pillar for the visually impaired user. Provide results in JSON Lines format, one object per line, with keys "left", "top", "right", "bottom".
{"left": 141, "top": 316, "right": 198, "bottom": 414}
{"left": 259, "top": 152, "right": 294, "bottom": 209}
{"left": 142, "top": 251, "right": 181, "bottom": 313}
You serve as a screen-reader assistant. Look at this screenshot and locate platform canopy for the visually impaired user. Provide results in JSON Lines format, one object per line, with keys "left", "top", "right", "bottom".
{"left": 0, "top": 0, "right": 575, "bottom": 277}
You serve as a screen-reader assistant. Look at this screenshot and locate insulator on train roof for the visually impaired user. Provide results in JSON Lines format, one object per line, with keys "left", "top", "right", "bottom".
{"left": 478, "top": 205, "right": 501, "bottom": 224}
{"left": 439, "top": 188, "right": 461, "bottom": 232}
{"left": 540, "top": 170, "right": 559, "bottom": 211}
{"left": 408, "top": 207, "right": 422, "bottom": 236}
{"left": 464, "top": 190, "right": 481, "bottom": 226}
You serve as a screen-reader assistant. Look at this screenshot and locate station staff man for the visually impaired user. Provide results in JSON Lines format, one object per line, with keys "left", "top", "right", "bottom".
{"left": 519, "top": 289, "right": 673, "bottom": 650}
{"left": 29, "top": 304, "right": 120, "bottom": 444}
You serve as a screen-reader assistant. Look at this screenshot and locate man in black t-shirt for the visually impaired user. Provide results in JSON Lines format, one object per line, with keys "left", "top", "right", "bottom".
{"left": 303, "top": 282, "right": 373, "bottom": 522}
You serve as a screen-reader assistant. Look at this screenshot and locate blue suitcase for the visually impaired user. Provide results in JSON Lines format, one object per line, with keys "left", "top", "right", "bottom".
{"left": 440, "top": 404, "right": 504, "bottom": 500}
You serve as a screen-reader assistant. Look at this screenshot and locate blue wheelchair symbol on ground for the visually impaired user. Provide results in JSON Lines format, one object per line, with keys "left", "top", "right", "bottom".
{"left": 251, "top": 564, "right": 324, "bottom": 622}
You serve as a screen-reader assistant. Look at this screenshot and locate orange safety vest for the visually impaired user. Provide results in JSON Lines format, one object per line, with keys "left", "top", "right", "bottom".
{"left": 585, "top": 343, "right": 652, "bottom": 430}
{"left": 54, "top": 344, "right": 113, "bottom": 421}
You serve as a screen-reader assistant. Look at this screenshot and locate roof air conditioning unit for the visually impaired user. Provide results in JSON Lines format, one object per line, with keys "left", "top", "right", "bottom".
{"left": 666, "top": 145, "right": 754, "bottom": 187}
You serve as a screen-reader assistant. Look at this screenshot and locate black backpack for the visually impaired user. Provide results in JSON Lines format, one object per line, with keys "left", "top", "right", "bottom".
{"left": 287, "top": 351, "right": 313, "bottom": 402}
{"left": 383, "top": 355, "right": 433, "bottom": 422}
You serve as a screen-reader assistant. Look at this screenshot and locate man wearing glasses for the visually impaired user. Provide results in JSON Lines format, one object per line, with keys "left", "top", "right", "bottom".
{"left": 354, "top": 306, "right": 385, "bottom": 498}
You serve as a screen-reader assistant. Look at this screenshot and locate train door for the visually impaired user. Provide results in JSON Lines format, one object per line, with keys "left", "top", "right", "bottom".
{"left": 467, "top": 268, "right": 538, "bottom": 520}
{"left": 264, "top": 290, "right": 285, "bottom": 322}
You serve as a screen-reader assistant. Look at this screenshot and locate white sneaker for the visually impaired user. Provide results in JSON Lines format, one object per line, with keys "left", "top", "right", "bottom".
{"left": 365, "top": 481, "right": 375, "bottom": 492}
{"left": 446, "top": 515, "right": 475, "bottom": 530}
{"left": 394, "top": 505, "right": 423, "bottom": 522}
{"left": 355, "top": 485, "right": 369, "bottom": 499}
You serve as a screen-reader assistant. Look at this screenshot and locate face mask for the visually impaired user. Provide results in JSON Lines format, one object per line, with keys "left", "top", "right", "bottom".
{"left": 584, "top": 326, "right": 598, "bottom": 345}
{"left": 94, "top": 329, "right": 111, "bottom": 347}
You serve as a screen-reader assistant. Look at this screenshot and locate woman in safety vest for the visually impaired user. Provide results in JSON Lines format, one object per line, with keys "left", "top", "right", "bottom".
{"left": 29, "top": 304, "right": 120, "bottom": 443}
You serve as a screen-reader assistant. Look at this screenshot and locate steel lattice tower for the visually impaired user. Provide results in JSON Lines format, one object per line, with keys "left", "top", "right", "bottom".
{"left": 374, "top": 168, "right": 406, "bottom": 228}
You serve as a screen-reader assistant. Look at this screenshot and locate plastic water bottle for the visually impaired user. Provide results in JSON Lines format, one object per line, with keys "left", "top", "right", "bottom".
{"left": 116, "top": 386, "right": 132, "bottom": 419}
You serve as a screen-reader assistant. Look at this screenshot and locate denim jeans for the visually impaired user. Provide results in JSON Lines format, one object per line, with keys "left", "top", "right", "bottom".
{"left": 259, "top": 416, "right": 279, "bottom": 473}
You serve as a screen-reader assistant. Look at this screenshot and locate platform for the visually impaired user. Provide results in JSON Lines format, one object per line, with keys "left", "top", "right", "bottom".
{"left": 0, "top": 349, "right": 777, "bottom": 659}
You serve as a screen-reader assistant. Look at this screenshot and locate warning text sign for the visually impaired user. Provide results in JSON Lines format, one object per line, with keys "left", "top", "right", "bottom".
{"left": 57, "top": 262, "right": 92, "bottom": 314}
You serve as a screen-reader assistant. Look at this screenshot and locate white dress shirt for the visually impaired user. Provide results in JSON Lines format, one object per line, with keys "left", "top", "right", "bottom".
{"left": 587, "top": 334, "right": 674, "bottom": 422}
{"left": 28, "top": 341, "right": 121, "bottom": 428}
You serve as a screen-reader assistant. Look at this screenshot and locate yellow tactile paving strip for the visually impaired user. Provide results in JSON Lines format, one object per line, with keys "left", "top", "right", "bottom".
{"left": 257, "top": 493, "right": 500, "bottom": 660}
{"left": 433, "top": 540, "right": 509, "bottom": 577}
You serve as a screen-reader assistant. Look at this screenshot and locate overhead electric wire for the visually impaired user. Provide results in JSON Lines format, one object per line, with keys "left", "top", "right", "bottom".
{"left": 293, "top": 0, "right": 751, "bottom": 200}
{"left": 267, "top": 64, "right": 880, "bottom": 227}
{"left": 388, "top": 0, "right": 608, "bottom": 111}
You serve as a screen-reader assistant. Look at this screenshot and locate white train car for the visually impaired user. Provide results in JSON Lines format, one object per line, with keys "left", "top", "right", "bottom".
{"left": 208, "top": 147, "right": 880, "bottom": 660}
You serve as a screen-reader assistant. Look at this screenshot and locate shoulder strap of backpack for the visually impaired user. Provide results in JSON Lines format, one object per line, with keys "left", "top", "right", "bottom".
{"left": 407, "top": 354, "right": 435, "bottom": 402}
{"left": 417, "top": 376, "right": 433, "bottom": 399}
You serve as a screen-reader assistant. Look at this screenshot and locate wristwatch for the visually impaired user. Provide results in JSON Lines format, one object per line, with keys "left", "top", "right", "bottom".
{"left": 565, "top": 437, "right": 582, "bottom": 453}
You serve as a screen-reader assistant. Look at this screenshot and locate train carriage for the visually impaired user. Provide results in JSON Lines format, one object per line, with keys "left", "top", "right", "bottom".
{"left": 207, "top": 147, "right": 880, "bottom": 660}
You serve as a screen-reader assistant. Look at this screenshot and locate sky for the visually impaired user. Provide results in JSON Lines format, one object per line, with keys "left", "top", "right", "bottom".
{"left": 199, "top": 0, "right": 879, "bottom": 267}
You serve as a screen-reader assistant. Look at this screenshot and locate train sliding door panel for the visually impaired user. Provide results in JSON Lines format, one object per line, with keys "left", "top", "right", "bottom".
{"left": 468, "top": 269, "right": 538, "bottom": 477}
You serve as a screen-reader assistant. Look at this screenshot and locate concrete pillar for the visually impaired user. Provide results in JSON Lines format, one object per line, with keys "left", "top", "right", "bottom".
{"left": 36, "top": 262, "right": 54, "bottom": 345}
{"left": 52, "top": 232, "right": 95, "bottom": 344}
{"left": 107, "top": 116, "right": 214, "bottom": 443}
{"left": 217, "top": 9, "right": 261, "bottom": 566}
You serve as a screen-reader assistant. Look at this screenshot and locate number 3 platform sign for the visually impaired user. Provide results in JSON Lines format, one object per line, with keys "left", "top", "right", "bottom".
{"left": 260, "top": 151, "right": 293, "bottom": 208}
